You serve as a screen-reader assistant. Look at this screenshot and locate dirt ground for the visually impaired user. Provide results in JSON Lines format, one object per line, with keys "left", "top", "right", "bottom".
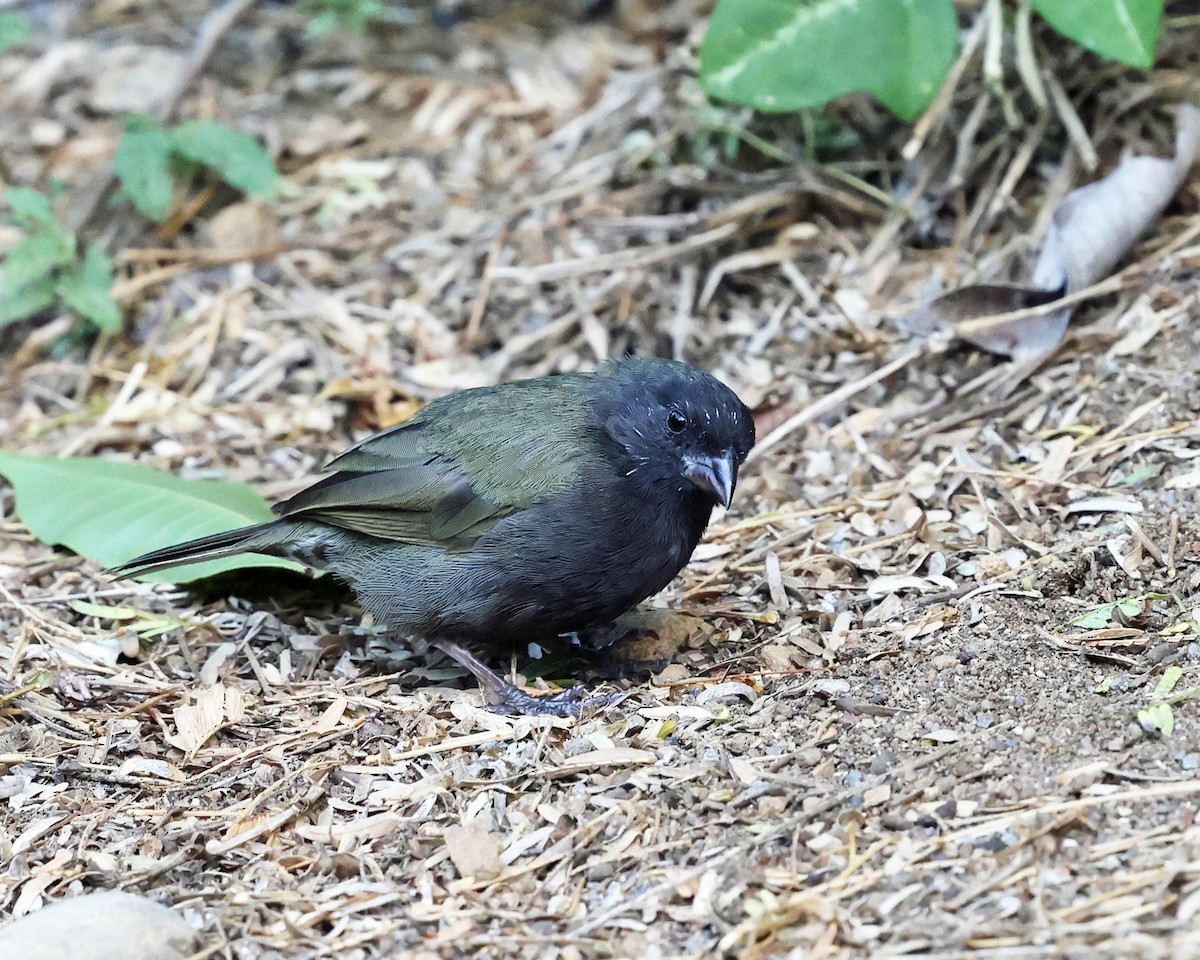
{"left": 2, "top": 3, "right": 1200, "bottom": 958}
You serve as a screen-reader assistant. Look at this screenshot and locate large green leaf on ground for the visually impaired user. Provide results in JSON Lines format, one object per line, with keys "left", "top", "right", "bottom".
{"left": 0, "top": 451, "right": 303, "bottom": 583}
{"left": 1031, "top": 0, "right": 1162, "bottom": 68}
{"left": 699, "top": 0, "right": 959, "bottom": 120}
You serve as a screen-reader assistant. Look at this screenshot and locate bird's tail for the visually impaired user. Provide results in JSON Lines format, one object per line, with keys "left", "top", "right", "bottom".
{"left": 110, "top": 521, "right": 290, "bottom": 579}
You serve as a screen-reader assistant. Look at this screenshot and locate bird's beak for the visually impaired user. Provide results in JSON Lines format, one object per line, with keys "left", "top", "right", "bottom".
{"left": 683, "top": 451, "right": 736, "bottom": 508}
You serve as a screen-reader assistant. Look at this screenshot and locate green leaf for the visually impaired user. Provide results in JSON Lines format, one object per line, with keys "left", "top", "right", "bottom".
{"left": 0, "top": 275, "right": 56, "bottom": 327}
{"left": 1070, "top": 592, "right": 1163, "bottom": 629}
{"left": 169, "top": 120, "right": 278, "bottom": 198}
{"left": 1071, "top": 601, "right": 1117, "bottom": 629}
{"left": 699, "top": 0, "right": 959, "bottom": 120}
{"left": 69, "top": 600, "right": 197, "bottom": 639}
{"left": 1137, "top": 701, "right": 1174, "bottom": 736}
{"left": 3, "top": 187, "right": 59, "bottom": 228}
{"left": 56, "top": 245, "right": 121, "bottom": 332}
{"left": 303, "top": 0, "right": 384, "bottom": 36}
{"left": 1031, "top": 0, "right": 1163, "bottom": 68}
{"left": 0, "top": 451, "right": 304, "bottom": 583}
{"left": 0, "top": 11, "right": 30, "bottom": 54}
{"left": 2, "top": 230, "right": 75, "bottom": 291}
{"left": 1152, "top": 665, "right": 1183, "bottom": 699}
{"left": 70, "top": 601, "right": 143, "bottom": 621}
{"left": 114, "top": 124, "right": 177, "bottom": 222}
{"left": 306, "top": 10, "right": 339, "bottom": 37}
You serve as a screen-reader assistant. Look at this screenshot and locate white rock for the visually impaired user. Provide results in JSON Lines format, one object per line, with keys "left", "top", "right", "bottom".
{"left": 87, "top": 46, "right": 187, "bottom": 114}
{"left": 0, "top": 891, "right": 197, "bottom": 960}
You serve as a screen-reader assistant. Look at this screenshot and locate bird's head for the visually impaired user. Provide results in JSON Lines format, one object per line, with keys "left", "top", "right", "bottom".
{"left": 593, "top": 357, "right": 755, "bottom": 509}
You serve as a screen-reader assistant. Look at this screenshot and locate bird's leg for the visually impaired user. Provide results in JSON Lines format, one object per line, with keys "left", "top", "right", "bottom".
{"left": 430, "top": 639, "right": 603, "bottom": 717}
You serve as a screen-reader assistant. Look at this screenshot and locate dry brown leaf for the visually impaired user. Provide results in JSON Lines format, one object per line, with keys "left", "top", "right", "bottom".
{"left": 165, "top": 683, "right": 241, "bottom": 755}
{"left": 907, "top": 103, "right": 1200, "bottom": 361}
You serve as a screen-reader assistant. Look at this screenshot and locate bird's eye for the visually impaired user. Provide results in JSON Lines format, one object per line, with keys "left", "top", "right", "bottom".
{"left": 666, "top": 409, "right": 687, "bottom": 434}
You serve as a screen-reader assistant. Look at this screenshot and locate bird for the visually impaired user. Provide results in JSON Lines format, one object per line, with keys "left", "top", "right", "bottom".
{"left": 113, "top": 356, "right": 756, "bottom": 714}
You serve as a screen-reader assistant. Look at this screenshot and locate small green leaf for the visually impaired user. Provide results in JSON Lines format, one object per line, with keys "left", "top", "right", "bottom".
{"left": 1094, "top": 675, "right": 1115, "bottom": 694}
{"left": 0, "top": 451, "right": 304, "bottom": 583}
{"left": 303, "top": 0, "right": 383, "bottom": 36}
{"left": 0, "top": 275, "right": 57, "bottom": 327}
{"left": 1152, "top": 665, "right": 1184, "bottom": 699}
{"left": 1116, "top": 595, "right": 1156, "bottom": 618}
{"left": 70, "top": 600, "right": 197, "bottom": 638}
{"left": 1162, "top": 619, "right": 1200, "bottom": 637}
{"left": 306, "top": 10, "right": 339, "bottom": 36}
{"left": 1111, "top": 463, "right": 1159, "bottom": 487}
{"left": 1031, "top": 0, "right": 1163, "bottom": 68}
{"left": 114, "top": 124, "right": 177, "bottom": 221}
{"left": 1071, "top": 603, "right": 1115, "bottom": 629}
{"left": 56, "top": 245, "right": 121, "bottom": 332}
{"left": 127, "top": 614, "right": 196, "bottom": 639}
{"left": 0, "top": 11, "right": 30, "bottom": 53}
{"left": 1070, "top": 593, "right": 1162, "bottom": 629}
{"left": 1137, "top": 701, "right": 1174, "bottom": 736}
{"left": 699, "top": 0, "right": 959, "bottom": 120}
{"left": 2, "top": 230, "right": 75, "bottom": 292}
{"left": 3, "top": 187, "right": 58, "bottom": 227}
{"left": 170, "top": 120, "right": 278, "bottom": 198}
{"left": 70, "top": 600, "right": 142, "bottom": 621}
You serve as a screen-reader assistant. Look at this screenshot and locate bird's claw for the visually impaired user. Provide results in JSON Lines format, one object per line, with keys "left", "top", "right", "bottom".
{"left": 485, "top": 683, "right": 620, "bottom": 717}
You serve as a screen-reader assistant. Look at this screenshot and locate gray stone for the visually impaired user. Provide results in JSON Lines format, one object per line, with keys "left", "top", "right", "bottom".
{"left": 0, "top": 891, "right": 198, "bottom": 960}
{"left": 87, "top": 46, "right": 187, "bottom": 114}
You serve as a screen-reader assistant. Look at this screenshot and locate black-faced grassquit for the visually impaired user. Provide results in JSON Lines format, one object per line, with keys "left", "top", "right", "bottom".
{"left": 115, "top": 357, "right": 755, "bottom": 713}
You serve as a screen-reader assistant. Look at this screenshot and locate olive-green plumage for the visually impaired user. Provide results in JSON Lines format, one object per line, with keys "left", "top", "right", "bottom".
{"left": 115, "top": 357, "right": 754, "bottom": 706}
{"left": 277, "top": 374, "right": 598, "bottom": 549}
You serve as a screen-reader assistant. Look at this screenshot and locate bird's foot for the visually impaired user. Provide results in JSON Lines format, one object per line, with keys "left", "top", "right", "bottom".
{"left": 431, "top": 638, "right": 620, "bottom": 717}
{"left": 484, "top": 680, "right": 607, "bottom": 717}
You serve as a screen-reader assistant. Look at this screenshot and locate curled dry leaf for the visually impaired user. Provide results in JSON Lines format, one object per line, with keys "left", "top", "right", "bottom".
{"left": 906, "top": 103, "right": 1200, "bottom": 361}
{"left": 165, "top": 683, "right": 244, "bottom": 755}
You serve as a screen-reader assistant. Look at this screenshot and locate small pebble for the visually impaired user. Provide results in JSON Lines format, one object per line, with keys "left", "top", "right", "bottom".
{"left": 869, "top": 751, "right": 895, "bottom": 775}
{"left": 29, "top": 119, "right": 65, "bottom": 148}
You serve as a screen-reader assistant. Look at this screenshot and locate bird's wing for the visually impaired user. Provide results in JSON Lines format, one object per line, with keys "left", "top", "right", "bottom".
{"left": 274, "top": 376, "right": 598, "bottom": 548}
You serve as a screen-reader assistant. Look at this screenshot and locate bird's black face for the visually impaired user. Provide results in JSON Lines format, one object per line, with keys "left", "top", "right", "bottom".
{"left": 596, "top": 358, "right": 756, "bottom": 509}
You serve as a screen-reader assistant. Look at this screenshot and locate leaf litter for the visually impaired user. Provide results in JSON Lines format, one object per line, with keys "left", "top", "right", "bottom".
{"left": 0, "top": 3, "right": 1199, "bottom": 959}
